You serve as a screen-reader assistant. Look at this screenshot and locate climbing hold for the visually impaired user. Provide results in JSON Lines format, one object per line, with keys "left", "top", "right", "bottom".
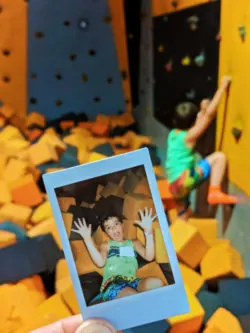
{"left": 232, "top": 118, "right": 243, "bottom": 142}
{"left": 239, "top": 25, "right": 247, "bottom": 42}
{"left": 186, "top": 89, "right": 196, "bottom": 100}
{"left": 182, "top": 56, "right": 191, "bottom": 66}
{"left": 158, "top": 44, "right": 164, "bottom": 53}
{"left": 194, "top": 51, "right": 206, "bottom": 67}
{"left": 165, "top": 59, "right": 173, "bottom": 72}
{"left": 216, "top": 32, "right": 222, "bottom": 41}
{"left": 172, "top": 0, "right": 178, "bottom": 8}
{"left": 79, "top": 19, "right": 89, "bottom": 30}
{"left": 187, "top": 15, "right": 199, "bottom": 31}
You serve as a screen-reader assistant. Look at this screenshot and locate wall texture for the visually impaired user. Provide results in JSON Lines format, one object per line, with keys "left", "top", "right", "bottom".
{"left": 0, "top": 0, "right": 131, "bottom": 119}
{"left": 0, "top": 0, "right": 27, "bottom": 119}
{"left": 216, "top": 0, "right": 250, "bottom": 195}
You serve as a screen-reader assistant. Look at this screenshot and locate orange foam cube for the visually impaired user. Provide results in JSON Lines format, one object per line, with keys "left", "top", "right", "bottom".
{"left": 78, "top": 121, "right": 94, "bottom": 129}
{"left": 157, "top": 179, "right": 177, "bottom": 210}
{"left": 57, "top": 196, "right": 76, "bottom": 212}
{"left": 91, "top": 122, "right": 109, "bottom": 137}
{"left": 26, "top": 111, "right": 46, "bottom": 128}
{"left": 200, "top": 242, "right": 245, "bottom": 281}
{"left": 27, "top": 128, "right": 43, "bottom": 142}
{"left": 55, "top": 259, "right": 72, "bottom": 293}
{"left": 61, "top": 285, "right": 81, "bottom": 314}
{"left": 188, "top": 218, "right": 218, "bottom": 247}
{"left": 154, "top": 227, "right": 170, "bottom": 264}
{"left": 0, "top": 104, "right": 14, "bottom": 119}
{"left": 123, "top": 193, "right": 156, "bottom": 221}
{"left": 0, "top": 115, "right": 6, "bottom": 127}
{"left": 168, "top": 285, "right": 204, "bottom": 333}
{"left": 137, "top": 262, "right": 168, "bottom": 286}
{"left": 206, "top": 308, "right": 243, "bottom": 333}
{"left": 16, "top": 294, "right": 72, "bottom": 333}
{"left": 11, "top": 174, "right": 43, "bottom": 207}
{"left": 60, "top": 120, "right": 75, "bottom": 130}
{"left": 170, "top": 220, "right": 210, "bottom": 269}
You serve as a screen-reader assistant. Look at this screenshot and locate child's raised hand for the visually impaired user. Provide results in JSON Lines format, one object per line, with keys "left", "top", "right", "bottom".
{"left": 221, "top": 75, "right": 232, "bottom": 89}
{"left": 72, "top": 218, "right": 92, "bottom": 241}
{"left": 135, "top": 207, "right": 157, "bottom": 233}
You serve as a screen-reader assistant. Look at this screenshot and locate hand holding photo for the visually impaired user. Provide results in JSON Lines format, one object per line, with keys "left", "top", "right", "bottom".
{"left": 42, "top": 148, "right": 189, "bottom": 331}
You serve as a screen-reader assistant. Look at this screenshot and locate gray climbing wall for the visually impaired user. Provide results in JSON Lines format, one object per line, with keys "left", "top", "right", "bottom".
{"left": 28, "top": 0, "right": 125, "bottom": 121}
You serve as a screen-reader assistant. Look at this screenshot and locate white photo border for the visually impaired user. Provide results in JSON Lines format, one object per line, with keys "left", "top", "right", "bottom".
{"left": 42, "top": 148, "right": 189, "bottom": 331}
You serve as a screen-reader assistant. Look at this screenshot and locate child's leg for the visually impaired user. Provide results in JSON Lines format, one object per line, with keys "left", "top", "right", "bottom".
{"left": 137, "top": 277, "right": 164, "bottom": 292}
{"left": 201, "top": 152, "right": 237, "bottom": 204}
{"left": 115, "top": 287, "right": 138, "bottom": 299}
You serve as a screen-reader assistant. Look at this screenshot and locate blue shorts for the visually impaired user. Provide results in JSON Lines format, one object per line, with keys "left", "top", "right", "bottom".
{"left": 90, "top": 276, "right": 141, "bottom": 305}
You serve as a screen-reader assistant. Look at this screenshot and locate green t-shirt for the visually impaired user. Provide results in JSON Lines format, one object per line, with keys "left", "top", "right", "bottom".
{"left": 165, "top": 129, "right": 195, "bottom": 183}
{"left": 102, "top": 239, "right": 138, "bottom": 287}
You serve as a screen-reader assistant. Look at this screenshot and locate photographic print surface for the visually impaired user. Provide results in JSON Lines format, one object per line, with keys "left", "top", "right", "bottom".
{"left": 43, "top": 148, "right": 189, "bottom": 330}
{"left": 55, "top": 165, "right": 175, "bottom": 306}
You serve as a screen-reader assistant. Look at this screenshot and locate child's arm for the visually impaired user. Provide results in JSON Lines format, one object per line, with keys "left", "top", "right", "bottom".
{"left": 133, "top": 207, "right": 157, "bottom": 262}
{"left": 72, "top": 218, "right": 107, "bottom": 267}
{"left": 186, "top": 76, "right": 232, "bottom": 144}
{"left": 133, "top": 232, "right": 155, "bottom": 262}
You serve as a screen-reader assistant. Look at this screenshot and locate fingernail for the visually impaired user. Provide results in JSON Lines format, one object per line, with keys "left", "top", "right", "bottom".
{"left": 75, "top": 319, "right": 117, "bottom": 333}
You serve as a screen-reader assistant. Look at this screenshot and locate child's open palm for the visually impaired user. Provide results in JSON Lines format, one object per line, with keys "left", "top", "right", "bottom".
{"left": 72, "top": 218, "right": 92, "bottom": 241}
{"left": 135, "top": 207, "right": 157, "bottom": 233}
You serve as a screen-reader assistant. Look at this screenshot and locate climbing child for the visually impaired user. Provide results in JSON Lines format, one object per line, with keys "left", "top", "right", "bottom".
{"left": 165, "top": 76, "right": 237, "bottom": 218}
{"left": 72, "top": 207, "right": 164, "bottom": 304}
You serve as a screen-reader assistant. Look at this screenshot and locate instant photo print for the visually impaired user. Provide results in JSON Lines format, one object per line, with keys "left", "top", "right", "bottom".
{"left": 43, "top": 148, "right": 189, "bottom": 331}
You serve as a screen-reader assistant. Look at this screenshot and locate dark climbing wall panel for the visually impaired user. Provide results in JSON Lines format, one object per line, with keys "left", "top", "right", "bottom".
{"left": 153, "top": 1, "right": 221, "bottom": 135}
{"left": 124, "top": 0, "right": 142, "bottom": 108}
{"left": 28, "top": 0, "right": 125, "bottom": 121}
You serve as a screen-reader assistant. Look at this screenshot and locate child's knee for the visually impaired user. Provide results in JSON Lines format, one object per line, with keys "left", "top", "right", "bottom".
{"left": 214, "top": 151, "right": 227, "bottom": 163}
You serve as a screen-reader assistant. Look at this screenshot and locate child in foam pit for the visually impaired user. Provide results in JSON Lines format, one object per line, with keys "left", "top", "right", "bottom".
{"left": 72, "top": 207, "right": 164, "bottom": 303}
{"left": 165, "top": 76, "right": 237, "bottom": 219}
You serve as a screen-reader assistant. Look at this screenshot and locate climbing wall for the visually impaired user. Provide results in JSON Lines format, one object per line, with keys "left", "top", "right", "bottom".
{"left": 153, "top": 1, "right": 221, "bottom": 134}
{"left": 0, "top": 0, "right": 27, "bottom": 119}
{"left": 28, "top": 0, "right": 126, "bottom": 121}
{"left": 216, "top": 0, "right": 250, "bottom": 195}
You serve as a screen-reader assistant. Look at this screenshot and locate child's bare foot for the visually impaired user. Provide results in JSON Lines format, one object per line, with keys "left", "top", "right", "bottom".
{"left": 208, "top": 186, "right": 237, "bottom": 205}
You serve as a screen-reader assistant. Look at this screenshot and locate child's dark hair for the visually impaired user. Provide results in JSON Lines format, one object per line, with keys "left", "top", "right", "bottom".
{"left": 99, "top": 215, "right": 123, "bottom": 232}
{"left": 173, "top": 102, "right": 198, "bottom": 130}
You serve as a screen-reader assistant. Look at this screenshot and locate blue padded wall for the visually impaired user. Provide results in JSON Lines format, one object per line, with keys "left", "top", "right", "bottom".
{"left": 28, "top": 0, "right": 125, "bottom": 121}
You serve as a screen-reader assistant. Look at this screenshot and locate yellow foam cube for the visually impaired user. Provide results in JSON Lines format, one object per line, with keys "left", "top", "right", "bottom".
{"left": 77, "top": 147, "right": 90, "bottom": 164}
{"left": 0, "top": 104, "right": 14, "bottom": 119}
{"left": 154, "top": 227, "right": 169, "bottom": 263}
{"left": 168, "top": 286, "right": 205, "bottom": 333}
{"left": 137, "top": 261, "right": 168, "bottom": 286}
{"left": 0, "top": 181, "right": 11, "bottom": 205}
{"left": 63, "top": 134, "right": 88, "bottom": 149}
{"left": 61, "top": 285, "right": 81, "bottom": 314}
{"left": 28, "top": 141, "right": 59, "bottom": 166}
{"left": 28, "top": 218, "right": 62, "bottom": 250}
{"left": 206, "top": 308, "right": 243, "bottom": 333}
{"left": 3, "top": 158, "right": 28, "bottom": 184}
{"left": 16, "top": 294, "right": 72, "bottom": 333}
{"left": 88, "top": 152, "right": 107, "bottom": 162}
{"left": 170, "top": 220, "right": 210, "bottom": 268}
{"left": 200, "top": 243, "right": 245, "bottom": 281}
{"left": 31, "top": 201, "right": 53, "bottom": 224}
{"left": 39, "top": 132, "right": 67, "bottom": 154}
{"left": 0, "top": 125, "right": 24, "bottom": 142}
{"left": 55, "top": 259, "right": 72, "bottom": 293}
{"left": 179, "top": 263, "right": 204, "bottom": 294}
{"left": 0, "top": 230, "right": 17, "bottom": 248}
{"left": 123, "top": 219, "right": 137, "bottom": 240}
{"left": 0, "top": 203, "right": 32, "bottom": 227}
{"left": 188, "top": 218, "right": 218, "bottom": 246}
{"left": 0, "top": 153, "right": 8, "bottom": 177}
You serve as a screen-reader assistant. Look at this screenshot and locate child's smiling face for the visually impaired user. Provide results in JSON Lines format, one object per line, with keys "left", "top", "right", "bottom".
{"left": 103, "top": 217, "right": 124, "bottom": 242}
